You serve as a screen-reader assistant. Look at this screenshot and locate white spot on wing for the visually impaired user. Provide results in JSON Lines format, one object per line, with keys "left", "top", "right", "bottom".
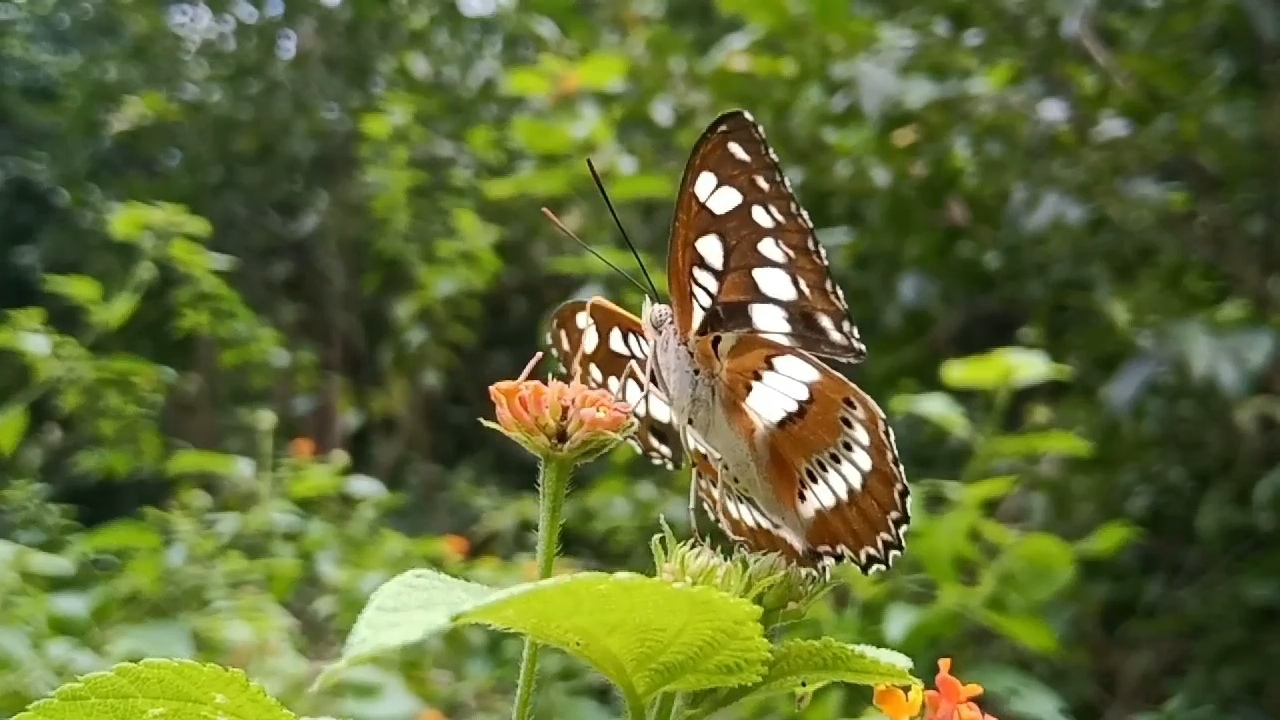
{"left": 745, "top": 380, "right": 800, "bottom": 425}
{"left": 751, "top": 205, "right": 776, "bottom": 228}
{"left": 748, "top": 303, "right": 791, "bottom": 333}
{"left": 771, "top": 354, "right": 821, "bottom": 383}
{"left": 850, "top": 445, "right": 873, "bottom": 473}
{"left": 647, "top": 394, "right": 672, "bottom": 424}
{"left": 751, "top": 267, "right": 799, "bottom": 301}
{"left": 849, "top": 416, "right": 871, "bottom": 446}
{"left": 753, "top": 175, "right": 770, "bottom": 192}
{"left": 757, "top": 236, "right": 789, "bottom": 263}
{"left": 574, "top": 311, "right": 589, "bottom": 329}
{"left": 623, "top": 377, "right": 645, "bottom": 405}
{"left": 626, "top": 334, "right": 648, "bottom": 359}
{"left": 705, "top": 185, "right": 744, "bottom": 215}
{"left": 726, "top": 141, "right": 751, "bottom": 162}
{"left": 694, "top": 171, "right": 718, "bottom": 202}
{"left": 691, "top": 266, "right": 719, "bottom": 293}
{"left": 581, "top": 323, "right": 599, "bottom": 353}
{"left": 588, "top": 363, "right": 603, "bottom": 383}
{"left": 759, "top": 370, "right": 809, "bottom": 402}
{"left": 815, "top": 313, "right": 847, "bottom": 342}
{"left": 695, "top": 234, "right": 724, "bottom": 271}
{"left": 608, "top": 327, "right": 628, "bottom": 355}
{"left": 692, "top": 285, "right": 713, "bottom": 309}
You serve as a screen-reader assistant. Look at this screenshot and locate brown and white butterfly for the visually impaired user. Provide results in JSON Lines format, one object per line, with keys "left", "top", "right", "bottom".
{"left": 546, "top": 110, "right": 909, "bottom": 573}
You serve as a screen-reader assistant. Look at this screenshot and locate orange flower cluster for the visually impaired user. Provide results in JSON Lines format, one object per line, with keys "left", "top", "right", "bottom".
{"left": 485, "top": 353, "right": 635, "bottom": 463}
{"left": 441, "top": 534, "right": 470, "bottom": 560}
{"left": 288, "top": 436, "right": 317, "bottom": 461}
{"left": 874, "top": 658, "right": 998, "bottom": 720}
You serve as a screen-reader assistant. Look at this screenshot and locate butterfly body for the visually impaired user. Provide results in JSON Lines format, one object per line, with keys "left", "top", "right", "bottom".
{"left": 548, "top": 110, "right": 910, "bottom": 573}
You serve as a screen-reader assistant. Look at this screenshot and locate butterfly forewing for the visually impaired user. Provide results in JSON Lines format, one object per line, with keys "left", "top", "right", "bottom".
{"left": 546, "top": 298, "right": 684, "bottom": 469}
{"left": 667, "top": 110, "right": 867, "bottom": 362}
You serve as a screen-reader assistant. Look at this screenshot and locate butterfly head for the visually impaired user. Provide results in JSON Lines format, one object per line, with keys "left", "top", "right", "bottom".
{"left": 640, "top": 295, "right": 675, "bottom": 339}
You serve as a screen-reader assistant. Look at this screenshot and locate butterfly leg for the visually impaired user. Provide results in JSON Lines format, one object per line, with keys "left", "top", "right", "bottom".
{"left": 687, "top": 471, "right": 705, "bottom": 544}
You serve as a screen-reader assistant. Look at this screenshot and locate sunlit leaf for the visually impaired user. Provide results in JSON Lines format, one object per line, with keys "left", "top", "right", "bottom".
{"left": 79, "top": 519, "right": 165, "bottom": 553}
{"left": 14, "top": 659, "right": 295, "bottom": 720}
{"left": 985, "top": 430, "right": 1094, "bottom": 459}
{"left": 503, "top": 66, "right": 553, "bottom": 97}
{"left": 940, "top": 347, "right": 1074, "bottom": 392}
{"left": 509, "top": 115, "right": 577, "bottom": 155}
{"left": 575, "top": 50, "right": 631, "bottom": 91}
{"left": 316, "top": 569, "right": 771, "bottom": 701}
{"left": 42, "top": 274, "right": 104, "bottom": 308}
{"left": 890, "top": 392, "right": 973, "bottom": 439}
{"left": 165, "top": 449, "right": 254, "bottom": 479}
{"left": 0, "top": 404, "right": 30, "bottom": 459}
{"left": 696, "top": 638, "right": 919, "bottom": 715}
{"left": 1075, "top": 520, "right": 1142, "bottom": 559}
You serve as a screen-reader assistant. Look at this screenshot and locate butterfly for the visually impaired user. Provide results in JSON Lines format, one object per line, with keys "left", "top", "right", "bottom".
{"left": 545, "top": 110, "right": 909, "bottom": 573}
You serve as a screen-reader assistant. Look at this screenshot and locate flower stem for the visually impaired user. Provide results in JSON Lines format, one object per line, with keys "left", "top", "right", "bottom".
{"left": 511, "top": 456, "right": 573, "bottom": 720}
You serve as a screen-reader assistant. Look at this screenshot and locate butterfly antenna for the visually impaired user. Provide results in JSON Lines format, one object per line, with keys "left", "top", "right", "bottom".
{"left": 586, "top": 158, "right": 663, "bottom": 300}
{"left": 540, "top": 208, "right": 649, "bottom": 295}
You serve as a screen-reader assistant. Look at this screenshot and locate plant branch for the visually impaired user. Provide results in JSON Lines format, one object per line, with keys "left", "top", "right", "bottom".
{"left": 511, "top": 455, "right": 573, "bottom": 720}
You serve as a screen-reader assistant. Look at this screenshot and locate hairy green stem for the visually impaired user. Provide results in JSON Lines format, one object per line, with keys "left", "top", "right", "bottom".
{"left": 511, "top": 455, "right": 573, "bottom": 720}
{"left": 650, "top": 692, "right": 677, "bottom": 720}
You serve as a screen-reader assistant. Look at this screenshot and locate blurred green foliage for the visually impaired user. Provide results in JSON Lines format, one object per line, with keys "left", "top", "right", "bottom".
{"left": 3, "top": 0, "right": 1279, "bottom": 718}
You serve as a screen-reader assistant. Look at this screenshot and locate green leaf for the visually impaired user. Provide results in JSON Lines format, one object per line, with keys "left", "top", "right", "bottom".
{"left": 79, "top": 518, "right": 165, "bottom": 553}
{"left": 688, "top": 639, "right": 917, "bottom": 717}
{"left": 939, "top": 347, "right": 1074, "bottom": 392}
{"left": 748, "top": 638, "right": 916, "bottom": 697}
{"left": 0, "top": 404, "right": 30, "bottom": 459}
{"left": 963, "top": 475, "right": 1020, "bottom": 504}
{"left": 575, "top": 50, "right": 631, "bottom": 91}
{"left": 1075, "top": 520, "right": 1142, "bottom": 559}
{"left": 0, "top": 539, "right": 77, "bottom": 578}
{"left": 165, "top": 449, "right": 253, "bottom": 478}
{"left": 976, "top": 610, "right": 1059, "bottom": 654}
{"left": 509, "top": 115, "right": 577, "bottom": 155}
{"left": 985, "top": 430, "right": 1095, "bottom": 459}
{"left": 998, "top": 533, "right": 1077, "bottom": 604}
{"left": 317, "top": 569, "right": 771, "bottom": 702}
{"left": 890, "top": 392, "right": 973, "bottom": 439}
{"left": 605, "top": 173, "right": 674, "bottom": 201}
{"left": 42, "top": 274, "right": 105, "bottom": 308}
{"left": 14, "top": 659, "right": 296, "bottom": 720}
{"left": 502, "top": 66, "right": 553, "bottom": 97}
{"left": 969, "top": 665, "right": 1071, "bottom": 720}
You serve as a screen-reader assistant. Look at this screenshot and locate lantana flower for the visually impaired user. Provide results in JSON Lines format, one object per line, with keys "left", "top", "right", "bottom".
{"left": 483, "top": 352, "right": 635, "bottom": 464}
{"left": 874, "top": 657, "right": 998, "bottom": 720}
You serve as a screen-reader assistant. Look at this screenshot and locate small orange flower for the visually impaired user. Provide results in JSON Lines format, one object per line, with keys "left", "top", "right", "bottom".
{"left": 874, "top": 683, "right": 923, "bottom": 720}
{"left": 484, "top": 353, "right": 635, "bottom": 464}
{"left": 442, "top": 534, "right": 470, "bottom": 560}
{"left": 924, "top": 658, "right": 997, "bottom": 720}
{"left": 288, "top": 436, "right": 316, "bottom": 461}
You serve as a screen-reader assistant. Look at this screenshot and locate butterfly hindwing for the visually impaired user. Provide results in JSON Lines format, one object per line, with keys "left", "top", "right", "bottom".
{"left": 546, "top": 298, "right": 683, "bottom": 469}
{"left": 666, "top": 110, "right": 867, "bottom": 363}
{"left": 714, "top": 333, "right": 910, "bottom": 572}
